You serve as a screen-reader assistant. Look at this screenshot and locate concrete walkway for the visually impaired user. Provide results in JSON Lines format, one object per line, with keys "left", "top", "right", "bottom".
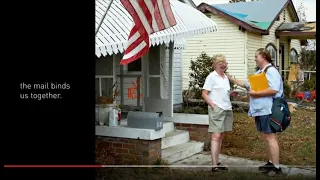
{"left": 172, "top": 152, "right": 316, "bottom": 178}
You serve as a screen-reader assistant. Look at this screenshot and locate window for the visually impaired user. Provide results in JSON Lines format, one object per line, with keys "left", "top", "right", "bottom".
{"left": 95, "top": 55, "right": 115, "bottom": 102}
{"left": 304, "top": 72, "right": 309, "bottom": 80}
{"left": 95, "top": 78, "right": 114, "bottom": 101}
{"left": 290, "top": 48, "right": 298, "bottom": 64}
{"left": 266, "top": 43, "right": 277, "bottom": 66}
{"left": 127, "top": 58, "right": 142, "bottom": 72}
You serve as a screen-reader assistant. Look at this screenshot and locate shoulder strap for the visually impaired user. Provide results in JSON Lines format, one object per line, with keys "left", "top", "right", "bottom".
{"left": 263, "top": 65, "right": 273, "bottom": 74}
{"left": 264, "top": 65, "right": 285, "bottom": 98}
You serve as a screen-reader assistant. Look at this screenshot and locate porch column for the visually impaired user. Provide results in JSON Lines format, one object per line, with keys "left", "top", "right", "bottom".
{"left": 288, "top": 39, "right": 291, "bottom": 64}
{"left": 142, "top": 51, "right": 149, "bottom": 112}
{"left": 287, "top": 39, "right": 292, "bottom": 81}
{"left": 120, "top": 60, "right": 124, "bottom": 106}
{"left": 168, "top": 42, "right": 174, "bottom": 117}
{"left": 276, "top": 38, "right": 280, "bottom": 71}
{"left": 113, "top": 54, "right": 117, "bottom": 104}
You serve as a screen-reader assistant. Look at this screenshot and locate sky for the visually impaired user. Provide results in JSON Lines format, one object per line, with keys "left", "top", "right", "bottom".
{"left": 192, "top": 0, "right": 316, "bottom": 21}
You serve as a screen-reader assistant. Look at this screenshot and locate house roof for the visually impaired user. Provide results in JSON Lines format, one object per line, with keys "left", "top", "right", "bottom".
{"left": 95, "top": 0, "right": 217, "bottom": 57}
{"left": 276, "top": 22, "right": 316, "bottom": 40}
{"left": 198, "top": 0, "right": 299, "bottom": 34}
{"left": 277, "top": 22, "right": 316, "bottom": 32}
{"left": 178, "top": 0, "right": 197, "bottom": 8}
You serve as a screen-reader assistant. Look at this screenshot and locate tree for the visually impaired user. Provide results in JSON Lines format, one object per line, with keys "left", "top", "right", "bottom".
{"left": 290, "top": 47, "right": 316, "bottom": 96}
{"left": 296, "top": 1, "right": 307, "bottom": 22}
{"left": 306, "top": 40, "right": 316, "bottom": 50}
{"left": 298, "top": 48, "right": 316, "bottom": 71}
{"left": 188, "top": 52, "right": 213, "bottom": 99}
{"left": 187, "top": 52, "right": 236, "bottom": 100}
{"left": 296, "top": 1, "right": 316, "bottom": 51}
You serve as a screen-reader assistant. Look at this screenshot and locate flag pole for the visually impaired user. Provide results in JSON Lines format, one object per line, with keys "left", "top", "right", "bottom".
{"left": 95, "top": 0, "right": 114, "bottom": 36}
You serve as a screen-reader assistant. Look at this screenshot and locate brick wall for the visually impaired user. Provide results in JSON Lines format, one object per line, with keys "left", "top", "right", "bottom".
{"left": 96, "top": 136, "right": 161, "bottom": 165}
{"left": 175, "top": 123, "right": 211, "bottom": 144}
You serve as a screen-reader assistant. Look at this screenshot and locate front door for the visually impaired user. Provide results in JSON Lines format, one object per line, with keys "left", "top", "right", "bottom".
{"left": 142, "top": 44, "right": 173, "bottom": 117}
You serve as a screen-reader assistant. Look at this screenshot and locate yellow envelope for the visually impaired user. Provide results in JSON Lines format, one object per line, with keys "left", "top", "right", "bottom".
{"left": 248, "top": 73, "right": 269, "bottom": 92}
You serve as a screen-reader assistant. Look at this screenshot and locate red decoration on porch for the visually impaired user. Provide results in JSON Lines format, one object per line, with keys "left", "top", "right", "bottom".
{"left": 128, "top": 79, "right": 143, "bottom": 99}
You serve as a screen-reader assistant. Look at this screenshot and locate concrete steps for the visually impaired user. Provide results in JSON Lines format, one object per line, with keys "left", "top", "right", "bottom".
{"left": 161, "top": 141, "right": 204, "bottom": 164}
{"left": 161, "top": 130, "right": 189, "bottom": 149}
{"left": 163, "top": 121, "right": 175, "bottom": 134}
{"left": 161, "top": 121, "right": 204, "bottom": 164}
{"left": 118, "top": 116, "right": 203, "bottom": 163}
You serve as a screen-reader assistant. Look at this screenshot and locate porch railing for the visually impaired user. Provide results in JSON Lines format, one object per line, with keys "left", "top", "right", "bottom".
{"left": 280, "top": 70, "right": 316, "bottom": 81}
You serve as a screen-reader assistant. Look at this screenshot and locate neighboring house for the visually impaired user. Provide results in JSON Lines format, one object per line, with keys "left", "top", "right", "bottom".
{"left": 181, "top": 0, "right": 316, "bottom": 90}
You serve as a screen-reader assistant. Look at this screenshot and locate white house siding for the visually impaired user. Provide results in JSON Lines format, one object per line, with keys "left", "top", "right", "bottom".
{"left": 248, "top": 6, "right": 301, "bottom": 73}
{"left": 281, "top": 6, "right": 301, "bottom": 70}
{"left": 284, "top": 6, "right": 302, "bottom": 54}
{"left": 112, "top": 48, "right": 183, "bottom": 107}
{"left": 182, "top": 14, "right": 246, "bottom": 90}
{"left": 261, "top": 16, "right": 283, "bottom": 63}
{"left": 283, "top": 6, "right": 302, "bottom": 66}
{"left": 246, "top": 32, "right": 262, "bottom": 75}
{"left": 291, "top": 40, "right": 302, "bottom": 54}
{"left": 165, "top": 49, "right": 183, "bottom": 105}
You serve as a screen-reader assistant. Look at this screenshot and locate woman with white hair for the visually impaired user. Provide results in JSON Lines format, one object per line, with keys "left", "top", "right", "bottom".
{"left": 202, "top": 54, "right": 233, "bottom": 172}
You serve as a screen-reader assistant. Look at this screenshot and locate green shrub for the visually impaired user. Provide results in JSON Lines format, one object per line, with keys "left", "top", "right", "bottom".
{"left": 153, "top": 157, "right": 169, "bottom": 165}
{"left": 301, "top": 78, "right": 316, "bottom": 91}
{"left": 283, "top": 83, "right": 291, "bottom": 98}
{"left": 179, "top": 106, "right": 207, "bottom": 114}
{"left": 188, "top": 52, "right": 236, "bottom": 100}
{"left": 152, "top": 157, "right": 170, "bottom": 173}
{"left": 188, "top": 52, "right": 213, "bottom": 99}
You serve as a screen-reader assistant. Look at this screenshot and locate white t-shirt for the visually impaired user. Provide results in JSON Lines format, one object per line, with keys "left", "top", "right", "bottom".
{"left": 202, "top": 71, "right": 232, "bottom": 110}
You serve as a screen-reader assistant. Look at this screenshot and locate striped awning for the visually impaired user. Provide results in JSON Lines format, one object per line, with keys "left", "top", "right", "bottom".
{"left": 95, "top": 0, "right": 218, "bottom": 57}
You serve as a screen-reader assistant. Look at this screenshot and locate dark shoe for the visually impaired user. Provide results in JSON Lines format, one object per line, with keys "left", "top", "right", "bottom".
{"left": 212, "top": 164, "right": 228, "bottom": 172}
{"left": 258, "top": 161, "right": 274, "bottom": 172}
{"left": 267, "top": 167, "right": 282, "bottom": 176}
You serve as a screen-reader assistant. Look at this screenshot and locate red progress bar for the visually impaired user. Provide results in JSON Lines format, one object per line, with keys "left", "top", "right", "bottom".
{"left": 4, "top": 165, "right": 102, "bottom": 168}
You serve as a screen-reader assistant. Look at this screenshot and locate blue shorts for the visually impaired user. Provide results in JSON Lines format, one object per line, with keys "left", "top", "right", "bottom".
{"left": 255, "top": 115, "right": 276, "bottom": 134}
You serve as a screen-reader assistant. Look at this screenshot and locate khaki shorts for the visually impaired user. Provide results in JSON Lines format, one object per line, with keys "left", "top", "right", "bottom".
{"left": 208, "top": 106, "right": 233, "bottom": 133}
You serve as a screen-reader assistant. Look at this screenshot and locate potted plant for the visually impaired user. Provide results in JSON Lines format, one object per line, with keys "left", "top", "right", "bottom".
{"left": 96, "top": 82, "right": 120, "bottom": 126}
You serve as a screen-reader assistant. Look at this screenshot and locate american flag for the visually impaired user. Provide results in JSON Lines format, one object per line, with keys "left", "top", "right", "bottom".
{"left": 120, "top": 0, "right": 177, "bottom": 65}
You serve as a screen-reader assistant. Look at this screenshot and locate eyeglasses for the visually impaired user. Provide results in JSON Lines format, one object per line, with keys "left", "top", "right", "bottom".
{"left": 217, "top": 62, "right": 228, "bottom": 66}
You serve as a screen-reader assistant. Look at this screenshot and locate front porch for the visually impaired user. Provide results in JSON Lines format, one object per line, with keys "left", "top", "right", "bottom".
{"left": 95, "top": 0, "right": 218, "bottom": 165}
{"left": 275, "top": 22, "right": 316, "bottom": 83}
{"left": 96, "top": 112, "right": 213, "bottom": 164}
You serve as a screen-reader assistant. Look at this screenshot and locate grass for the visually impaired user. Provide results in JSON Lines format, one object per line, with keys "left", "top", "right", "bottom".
{"left": 178, "top": 106, "right": 316, "bottom": 166}
{"left": 220, "top": 109, "right": 316, "bottom": 167}
{"left": 96, "top": 168, "right": 315, "bottom": 180}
